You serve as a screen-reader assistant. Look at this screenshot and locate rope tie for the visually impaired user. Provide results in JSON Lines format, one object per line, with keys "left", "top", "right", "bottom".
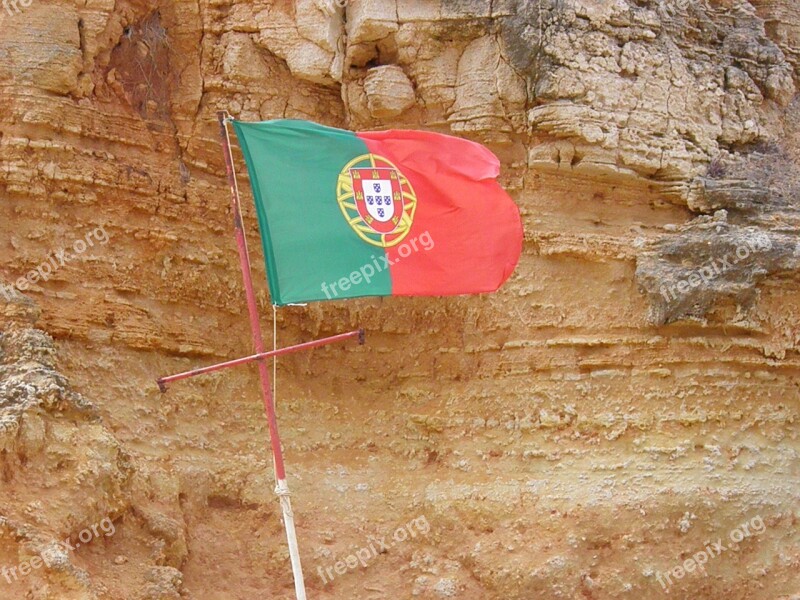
{"left": 275, "top": 481, "right": 294, "bottom": 517}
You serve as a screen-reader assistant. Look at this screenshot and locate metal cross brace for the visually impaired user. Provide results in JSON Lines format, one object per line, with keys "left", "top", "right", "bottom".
{"left": 156, "top": 328, "right": 365, "bottom": 393}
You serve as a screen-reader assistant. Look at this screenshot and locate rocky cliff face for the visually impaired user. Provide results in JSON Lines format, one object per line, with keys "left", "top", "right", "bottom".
{"left": 1, "top": 0, "right": 799, "bottom": 598}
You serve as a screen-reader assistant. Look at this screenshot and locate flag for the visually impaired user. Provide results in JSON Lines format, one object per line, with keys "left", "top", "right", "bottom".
{"left": 231, "top": 119, "right": 523, "bottom": 306}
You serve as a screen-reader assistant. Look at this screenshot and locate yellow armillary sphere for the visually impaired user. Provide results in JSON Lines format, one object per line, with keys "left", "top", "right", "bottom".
{"left": 336, "top": 153, "right": 417, "bottom": 248}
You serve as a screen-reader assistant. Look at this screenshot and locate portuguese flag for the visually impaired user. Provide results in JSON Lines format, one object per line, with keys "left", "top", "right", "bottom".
{"left": 231, "top": 119, "right": 522, "bottom": 306}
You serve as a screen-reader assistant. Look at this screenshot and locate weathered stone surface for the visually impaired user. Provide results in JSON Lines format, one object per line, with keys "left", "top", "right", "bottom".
{"left": 254, "top": 1, "right": 343, "bottom": 85}
{"left": 363, "top": 65, "right": 416, "bottom": 118}
{"left": 0, "top": 0, "right": 799, "bottom": 598}
{"left": 514, "top": 0, "right": 795, "bottom": 185}
{"left": 751, "top": 0, "right": 800, "bottom": 78}
{"left": 637, "top": 134, "right": 800, "bottom": 324}
{"left": 448, "top": 36, "right": 527, "bottom": 142}
{"left": 347, "top": 0, "right": 399, "bottom": 45}
{"left": 636, "top": 210, "right": 799, "bottom": 325}
{"left": 0, "top": 5, "right": 83, "bottom": 95}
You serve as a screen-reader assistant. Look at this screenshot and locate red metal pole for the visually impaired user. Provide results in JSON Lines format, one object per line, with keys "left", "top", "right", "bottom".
{"left": 217, "top": 111, "right": 310, "bottom": 600}
{"left": 157, "top": 328, "right": 365, "bottom": 392}
{"left": 217, "top": 110, "right": 287, "bottom": 480}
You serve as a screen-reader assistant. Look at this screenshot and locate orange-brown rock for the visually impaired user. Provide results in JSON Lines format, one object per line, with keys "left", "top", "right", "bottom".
{"left": 1, "top": 0, "right": 798, "bottom": 598}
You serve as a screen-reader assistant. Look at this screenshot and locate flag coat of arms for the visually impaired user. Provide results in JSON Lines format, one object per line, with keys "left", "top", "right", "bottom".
{"left": 232, "top": 119, "right": 523, "bottom": 306}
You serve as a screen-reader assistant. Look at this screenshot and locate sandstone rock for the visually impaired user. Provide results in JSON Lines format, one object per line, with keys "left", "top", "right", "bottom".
{"left": 140, "top": 566, "right": 183, "bottom": 599}
{"left": 636, "top": 215, "right": 799, "bottom": 325}
{"left": 0, "top": 5, "right": 82, "bottom": 95}
{"left": 347, "top": 0, "right": 399, "bottom": 45}
{"left": 448, "top": 36, "right": 527, "bottom": 143}
{"left": 254, "top": 3, "right": 341, "bottom": 85}
{"left": 364, "top": 65, "right": 416, "bottom": 118}
{"left": 637, "top": 146, "right": 800, "bottom": 324}
{"left": 507, "top": 0, "right": 796, "bottom": 188}
{"left": 220, "top": 33, "right": 272, "bottom": 86}
{"left": 137, "top": 508, "right": 188, "bottom": 568}
{"left": 1, "top": 0, "right": 799, "bottom": 598}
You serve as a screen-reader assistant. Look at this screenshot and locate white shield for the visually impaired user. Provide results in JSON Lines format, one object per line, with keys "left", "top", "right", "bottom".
{"left": 362, "top": 179, "right": 395, "bottom": 222}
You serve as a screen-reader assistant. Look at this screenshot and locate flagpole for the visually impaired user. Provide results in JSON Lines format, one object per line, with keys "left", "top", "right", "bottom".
{"left": 217, "top": 110, "right": 307, "bottom": 600}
